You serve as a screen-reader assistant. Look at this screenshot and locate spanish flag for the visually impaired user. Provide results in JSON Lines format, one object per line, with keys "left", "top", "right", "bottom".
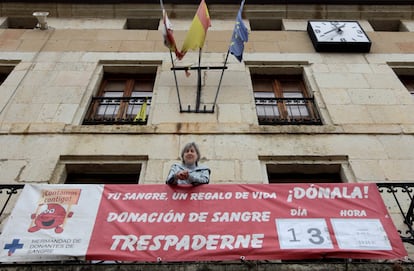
{"left": 181, "top": 0, "right": 211, "bottom": 57}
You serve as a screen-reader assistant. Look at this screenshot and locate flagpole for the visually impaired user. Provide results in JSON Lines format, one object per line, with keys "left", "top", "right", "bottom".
{"left": 213, "top": 0, "right": 246, "bottom": 111}
{"left": 170, "top": 51, "right": 183, "bottom": 112}
{"left": 196, "top": 48, "right": 202, "bottom": 112}
{"left": 212, "top": 50, "right": 230, "bottom": 111}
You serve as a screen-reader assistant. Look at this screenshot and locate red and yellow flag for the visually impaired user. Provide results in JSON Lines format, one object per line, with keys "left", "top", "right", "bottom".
{"left": 181, "top": 0, "right": 211, "bottom": 57}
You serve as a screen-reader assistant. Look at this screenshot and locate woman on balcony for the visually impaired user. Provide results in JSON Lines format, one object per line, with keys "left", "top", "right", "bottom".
{"left": 166, "top": 142, "right": 210, "bottom": 185}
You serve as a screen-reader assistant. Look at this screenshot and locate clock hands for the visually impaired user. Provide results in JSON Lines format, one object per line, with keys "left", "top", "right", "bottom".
{"left": 322, "top": 23, "right": 346, "bottom": 35}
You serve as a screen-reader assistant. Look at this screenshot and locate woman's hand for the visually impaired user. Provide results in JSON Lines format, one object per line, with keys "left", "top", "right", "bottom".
{"left": 175, "top": 170, "right": 189, "bottom": 180}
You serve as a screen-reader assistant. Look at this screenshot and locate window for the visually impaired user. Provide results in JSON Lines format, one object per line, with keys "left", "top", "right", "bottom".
{"left": 126, "top": 18, "right": 159, "bottom": 30}
{"left": 369, "top": 20, "right": 404, "bottom": 32}
{"left": 65, "top": 164, "right": 141, "bottom": 184}
{"left": 83, "top": 73, "right": 154, "bottom": 125}
{"left": 0, "top": 65, "right": 15, "bottom": 85}
{"left": 267, "top": 164, "right": 342, "bottom": 183}
{"left": 2, "top": 17, "right": 38, "bottom": 29}
{"left": 0, "top": 73, "right": 8, "bottom": 85}
{"left": 249, "top": 19, "right": 282, "bottom": 30}
{"left": 252, "top": 74, "right": 322, "bottom": 125}
{"left": 52, "top": 155, "right": 146, "bottom": 184}
{"left": 398, "top": 75, "right": 414, "bottom": 97}
{"left": 262, "top": 156, "right": 351, "bottom": 184}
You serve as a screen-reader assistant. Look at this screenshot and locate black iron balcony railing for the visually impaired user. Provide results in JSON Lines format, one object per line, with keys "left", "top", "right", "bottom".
{"left": 377, "top": 183, "right": 414, "bottom": 245}
{"left": 83, "top": 97, "right": 151, "bottom": 125}
{"left": 0, "top": 184, "right": 24, "bottom": 219}
{"left": 255, "top": 97, "right": 322, "bottom": 125}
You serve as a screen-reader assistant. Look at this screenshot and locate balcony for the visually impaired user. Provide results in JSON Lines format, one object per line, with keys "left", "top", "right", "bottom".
{"left": 83, "top": 97, "right": 150, "bottom": 125}
{"left": 255, "top": 97, "right": 322, "bottom": 125}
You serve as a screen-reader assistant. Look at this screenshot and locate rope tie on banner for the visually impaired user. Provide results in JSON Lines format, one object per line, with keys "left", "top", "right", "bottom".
{"left": 157, "top": 257, "right": 162, "bottom": 262}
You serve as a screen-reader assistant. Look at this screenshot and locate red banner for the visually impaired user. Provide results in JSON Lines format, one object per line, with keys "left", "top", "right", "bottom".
{"left": 86, "top": 183, "right": 406, "bottom": 261}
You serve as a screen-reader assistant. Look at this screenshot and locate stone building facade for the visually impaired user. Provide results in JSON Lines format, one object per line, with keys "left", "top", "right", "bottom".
{"left": 1, "top": 0, "right": 414, "bottom": 269}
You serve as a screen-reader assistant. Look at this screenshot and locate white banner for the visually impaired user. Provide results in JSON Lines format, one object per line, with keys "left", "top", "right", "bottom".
{"left": 0, "top": 184, "right": 103, "bottom": 262}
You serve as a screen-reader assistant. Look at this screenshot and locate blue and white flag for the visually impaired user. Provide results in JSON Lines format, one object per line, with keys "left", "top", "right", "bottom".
{"left": 229, "top": 0, "right": 248, "bottom": 62}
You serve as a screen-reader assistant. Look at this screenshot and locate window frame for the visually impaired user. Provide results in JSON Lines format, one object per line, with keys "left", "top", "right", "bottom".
{"left": 84, "top": 73, "right": 154, "bottom": 125}
{"left": 260, "top": 156, "right": 353, "bottom": 184}
{"left": 51, "top": 155, "right": 148, "bottom": 185}
{"left": 252, "top": 74, "right": 322, "bottom": 125}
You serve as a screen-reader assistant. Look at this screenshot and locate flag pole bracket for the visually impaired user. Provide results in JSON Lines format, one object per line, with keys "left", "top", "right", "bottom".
{"left": 170, "top": 65, "right": 228, "bottom": 113}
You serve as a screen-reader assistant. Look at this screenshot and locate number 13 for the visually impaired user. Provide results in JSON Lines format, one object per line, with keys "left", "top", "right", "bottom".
{"left": 288, "top": 227, "right": 325, "bottom": 245}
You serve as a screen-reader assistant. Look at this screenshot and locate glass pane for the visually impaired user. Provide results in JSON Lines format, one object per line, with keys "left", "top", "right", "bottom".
{"left": 257, "top": 105, "right": 279, "bottom": 117}
{"left": 266, "top": 105, "right": 280, "bottom": 117}
{"left": 131, "top": 91, "right": 145, "bottom": 97}
{"left": 97, "top": 105, "right": 119, "bottom": 117}
{"left": 103, "top": 91, "right": 123, "bottom": 98}
{"left": 127, "top": 104, "right": 140, "bottom": 116}
{"left": 255, "top": 92, "right": 276, "bottom": 98}
{"left": 283, "top": 90, "right": 308, "bottom": 117}
{"left": 255, "top": 90, "right": 279, "bottom": 120}
{"left": 287, "top": 105, "right": 309, "bottom": 117}
{"left": 283, "top": 92, "right": 304, "bottom": 98}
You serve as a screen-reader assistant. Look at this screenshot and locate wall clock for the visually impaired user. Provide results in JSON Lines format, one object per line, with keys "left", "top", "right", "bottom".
{"left": 307, "top": 20, "right": 371, "bottom": 53}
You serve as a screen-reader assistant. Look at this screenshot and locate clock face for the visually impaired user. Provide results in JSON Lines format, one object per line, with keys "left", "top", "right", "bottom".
{"left": 309, "top": 21, "right": 370, "bottom": 43}
{"left": 307, "top": 20, "right": 371, "bottom": 52}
